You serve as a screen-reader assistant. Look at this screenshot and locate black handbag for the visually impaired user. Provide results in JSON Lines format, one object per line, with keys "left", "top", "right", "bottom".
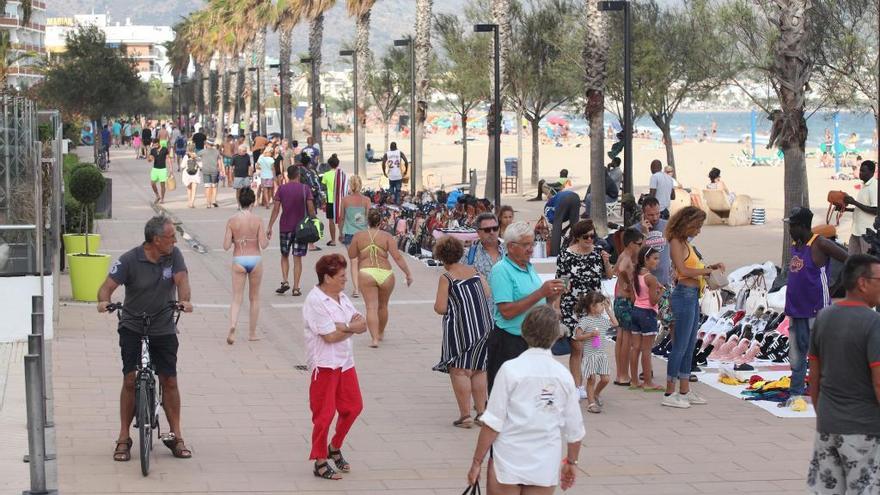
{"left": 461, "top": 482, "right": 481, "bottom": 495}
{"left": 551, "top": 335, "right": 572, "bottom": 356}
{"left": 295, "top": 185, "right": 323, "bottom": 244}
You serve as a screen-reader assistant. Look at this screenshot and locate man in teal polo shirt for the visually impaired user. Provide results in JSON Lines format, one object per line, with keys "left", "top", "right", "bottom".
{"left": 487, "top": 221, "right": 564, "bottom": 392}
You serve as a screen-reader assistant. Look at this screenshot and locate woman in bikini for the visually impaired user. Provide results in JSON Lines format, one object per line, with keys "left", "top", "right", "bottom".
{"left": 348, "top": 208, "right": 414, "bottom": 347}
{"left": 223, "top": 188, "right": 269, "bottom": 344}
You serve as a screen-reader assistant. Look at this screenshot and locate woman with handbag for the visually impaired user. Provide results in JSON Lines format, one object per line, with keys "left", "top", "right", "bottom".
{"left": 663, "top": 206, "right": 725, "bottom": 409}
{"left": 467, "top": 306, "right": 584, "bottom": 494}
{"left": 348, "top": 209, "right": 414, "bottom": 348}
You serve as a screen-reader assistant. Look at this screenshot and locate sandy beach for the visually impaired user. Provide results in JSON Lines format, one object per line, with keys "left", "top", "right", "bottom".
{"left": 317, "top": 125, "right": 878, "bottom": 269}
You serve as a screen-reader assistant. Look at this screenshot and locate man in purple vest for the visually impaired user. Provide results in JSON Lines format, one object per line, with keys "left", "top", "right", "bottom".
{"left": 783, "top": 207, "right": 848, "bottom": 411}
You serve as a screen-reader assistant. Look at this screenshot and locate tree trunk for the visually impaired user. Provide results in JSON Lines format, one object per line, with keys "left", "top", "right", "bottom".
{"left": 279, "top": 26, "right": 293, "bottom": 141}
{"left": 243, "top": 41, "right": 255, "bottom": 140}
{"left": 658, "top": 121, "right": 676, "bottom": 172}
{"left": 383, "top": 118, "right": 390, "bottom": 152}
{"left": 484, "top": 104, "right": 497, "bottom": 200}
{"left": 194, "top": 63, "right": 204, "bottom": 119}
{"left": 202, "top": 66, "right": 211, "bottom": 132}
{"left": 461, "top": 114, "right": 468, "bottom": 183}
{"left": 215, "top": 56, "right": 227, "bottom": 137}
{"left": 516, "top": 105, "right": 523, "bottom": 197}
{"left": 309, "top": 15, "right": 324, "bottom": 153}
{"left": 355, "top": 9, "right": 372, "bottom": 175}
{"left": 588, "top": 92, "right": 608, "bottom": 237}
{"left": 530, "top": 118, "right": 540, "bottom": 186}
{"left": 413, "top": 0, "right": 433, "bottom": 190}
{"left": 227, "top": 54, "right": 240, "bottom": 132}
{"left": 255, "top": 28, "right": 267, "bottom": 136}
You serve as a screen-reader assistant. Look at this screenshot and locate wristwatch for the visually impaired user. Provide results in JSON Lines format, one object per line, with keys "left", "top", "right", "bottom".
{"left": 563, "top": 458, "right": 578, "bottom": 465}
{"left": 344, "top": 322, "right": 350, "bottom": 331}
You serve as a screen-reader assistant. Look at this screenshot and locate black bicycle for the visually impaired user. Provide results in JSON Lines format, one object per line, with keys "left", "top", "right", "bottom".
{"left": 107, "top": 301, "right": 183, "bottom": 476}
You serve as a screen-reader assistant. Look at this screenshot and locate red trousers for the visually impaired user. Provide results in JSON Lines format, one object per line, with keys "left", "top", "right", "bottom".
{"left": 309, "top": 367, "right": 363, "bottom": 460}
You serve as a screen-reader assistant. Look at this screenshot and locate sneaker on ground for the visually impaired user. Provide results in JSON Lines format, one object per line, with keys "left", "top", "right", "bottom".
{"left": 578, "top": 386, "right": 587, "bottom": 400}
{"left": 685, "top": 390, "right": 708, "bottom": 405}
{"left": 661, "top": 393, "right": 691, "bottom": 409}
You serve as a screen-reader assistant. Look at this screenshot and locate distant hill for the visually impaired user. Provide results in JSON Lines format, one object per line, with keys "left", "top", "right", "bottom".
{"left": 48, "top": 0, "right": 471, "bottom": 67}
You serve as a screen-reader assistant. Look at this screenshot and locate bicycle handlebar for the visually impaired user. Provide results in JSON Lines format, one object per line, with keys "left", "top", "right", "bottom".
{"left": 107, "top": 301, "right": 184, "bottom": 334}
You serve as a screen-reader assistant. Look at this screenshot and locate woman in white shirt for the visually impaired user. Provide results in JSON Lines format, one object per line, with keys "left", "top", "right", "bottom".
{"left": 467, "top": 305, "right": 585, "bottom": 493}
{"left": 302, "top": 254, "right": 368, "bottom": 480}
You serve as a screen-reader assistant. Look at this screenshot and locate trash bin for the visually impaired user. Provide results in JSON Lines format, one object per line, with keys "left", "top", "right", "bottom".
{"left": 504, "top": 158, "right": 517, "bottom": 176}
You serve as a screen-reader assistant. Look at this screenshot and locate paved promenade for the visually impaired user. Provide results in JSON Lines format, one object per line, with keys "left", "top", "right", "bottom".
{"left": 48, "top": 148, "right": 814, "bottom": 494}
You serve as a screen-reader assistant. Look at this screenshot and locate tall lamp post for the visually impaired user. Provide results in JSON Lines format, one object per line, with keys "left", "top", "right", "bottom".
{"left": 268, "top": 63, "right": 289, "bottom": 139}
{"left": 300, "top": 57, "right": 320, "bottom": 146}
{"left": 475, "top": 23, "right": 501, "bottom": 210}
{"left": 598, "top": 1, "right": 633, "bottom": 219}
{"left": 394, "top": 37, "right": 416, "bottom": 194}
{"left": 201, "top": 76, "right": 210, "bottom": 134}
{"left": 339, "top": 49, "right": 360, "bottom": 176}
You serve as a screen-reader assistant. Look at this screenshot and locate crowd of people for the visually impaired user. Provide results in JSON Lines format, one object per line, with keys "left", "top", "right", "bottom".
{"left": 93, "top": 121, "right": 880, "bottom": 493}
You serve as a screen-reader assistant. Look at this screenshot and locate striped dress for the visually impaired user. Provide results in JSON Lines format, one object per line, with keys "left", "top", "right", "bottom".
{"left": 433, "top": 273, "right": 491, "bottom": 373}
{"left": 577, "top": 314, "right": 611, "bottom": 377}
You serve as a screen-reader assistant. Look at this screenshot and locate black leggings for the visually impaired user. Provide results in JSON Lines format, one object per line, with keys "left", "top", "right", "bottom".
{"left": 550, "top": 192, "right": 581, "bottom": 257}
{"left": 486, "top": 326, "right": 529, "bottom": 394}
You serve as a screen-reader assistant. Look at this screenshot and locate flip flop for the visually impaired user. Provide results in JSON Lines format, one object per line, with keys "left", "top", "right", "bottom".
{"left": 613, "top": 381, "right": 631, "bottom": 386}
{"left": 642, "top": 385, "right": 666, "bottom": 392}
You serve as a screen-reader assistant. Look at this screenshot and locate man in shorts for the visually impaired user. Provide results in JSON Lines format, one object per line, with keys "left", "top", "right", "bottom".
{"left": 268, "top": 166, "right": 315, "bottom": 296}
{"left": 222, "top": 135, "right": 235, "bottom": 187}
{"left": 200, "top": 139, "right": 222, "bottom": 208}
{"left": 807, "top": 254, "right": 880, "bottom": 493}
{"left": 147, "top": 141, "right": 169, "bottom": 204}
{"left": 97, "top": 216, "right": 194, "bottom": 462}
{"left": 612, "top": 228, "right": 644, "bottom": 386}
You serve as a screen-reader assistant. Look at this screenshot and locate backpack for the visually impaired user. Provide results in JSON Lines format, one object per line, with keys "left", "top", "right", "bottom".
{"left": 174, "top": 135, "right": 186, "bottom": 152}
{"left": 185, "top": 155, "right": 200, "bottom": 175}
{"left": 300, "top": 166, "right": 324, "bottom": 208}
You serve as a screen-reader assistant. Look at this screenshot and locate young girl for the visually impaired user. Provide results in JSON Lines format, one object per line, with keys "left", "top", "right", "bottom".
{"left": 573, "top": 291, "right": 617, "bottom": 413}
{"left": 630, "top": 246, "right": 664, "bottom": 391}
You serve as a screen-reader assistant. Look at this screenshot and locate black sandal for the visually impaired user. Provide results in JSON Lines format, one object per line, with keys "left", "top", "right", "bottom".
{"left": 314, "top": 461, "right": 342, "bottom": 480}
{"left": 275, "top": 282, "right": 290, "bottom": 294}
{"left": 328, "top": 444, "right": 351, "bottom": 472}
{"left": 113, "top": 438, "right": 132, "bottom": 462}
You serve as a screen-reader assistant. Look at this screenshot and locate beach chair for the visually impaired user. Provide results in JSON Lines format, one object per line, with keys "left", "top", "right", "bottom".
{"left": 668, "top": 187, "right": 692, "bottom": 216}
{"left": 702, "top": 189, "right": 753, "bottom": 226}
{"left": 606, "top": 200, "right": 622, "bottom": 222}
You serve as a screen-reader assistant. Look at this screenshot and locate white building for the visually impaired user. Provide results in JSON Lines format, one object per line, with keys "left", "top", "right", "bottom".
{"left": 0, "top": 0, "right": 46, "bottom": 89}
{"left": 46, "top": 15, "right": 174, "bottom": 84}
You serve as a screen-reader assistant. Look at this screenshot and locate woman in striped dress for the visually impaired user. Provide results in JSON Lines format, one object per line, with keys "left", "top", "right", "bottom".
{"left": 432, "top": 235, "right": 492, "bottom": 429}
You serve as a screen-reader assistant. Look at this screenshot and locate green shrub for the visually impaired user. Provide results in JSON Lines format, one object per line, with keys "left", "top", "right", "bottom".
{"left": 64, "top": 161, "right": 92, "bottom": 190}
{"left": 63, "top": 122, "right": 81, "bottom": 147}
{"left": 64, "top": 195, "right": 94, "bottom": 233}
{"left": 69, "top": 164, "right": 105, "bottom": 205}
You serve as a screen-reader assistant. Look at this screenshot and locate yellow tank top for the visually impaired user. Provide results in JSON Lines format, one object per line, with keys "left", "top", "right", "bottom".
{"left": 683, "top": 243, "right": 706, "bottom": 293}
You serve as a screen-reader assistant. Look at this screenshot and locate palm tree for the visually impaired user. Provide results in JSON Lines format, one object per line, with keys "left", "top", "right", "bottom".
{"left": 347, "top": 0, "right": 377, "bottom": 173}
{"left": 583, "top": 0, "right": 609, "bottom": 235}
{"left": 272, "top": 0, "right": 306, "bottom": 142}
{"left": 413, "top": 0, "right": 433, "bottom": 189}
{"left": 185, "top": 11, "right": 215, "bottom": 132}
{"left": 304, "top": 0, "right": 337, "bottom": 154}
{"left": 0, "top": 0, "right": 35, "bottom": 91}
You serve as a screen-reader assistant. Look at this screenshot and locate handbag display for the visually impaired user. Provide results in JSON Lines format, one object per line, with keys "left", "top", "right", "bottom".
{"left": 707, "top": 269, "right": 729, "bottom": 290}
{"left": 700, "top": 288, "right": 723, "bottom": 316}
{"left": 740, "top": 272, "right": 768, "bottom": 314}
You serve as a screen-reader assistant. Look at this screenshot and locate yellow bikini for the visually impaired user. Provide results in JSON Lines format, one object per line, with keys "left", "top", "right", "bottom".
{"left": 359, "top": 229, "right": 393, "bottom": 285}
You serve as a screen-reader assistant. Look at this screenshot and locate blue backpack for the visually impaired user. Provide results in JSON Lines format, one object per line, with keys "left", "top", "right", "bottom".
{"left": 174, "top": 135, "right": 186, "bottom": 153}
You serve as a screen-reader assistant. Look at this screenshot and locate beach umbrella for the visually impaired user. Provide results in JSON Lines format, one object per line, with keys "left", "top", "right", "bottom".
{"left": 547, "top": 115, "right": 568, "bottom": 126}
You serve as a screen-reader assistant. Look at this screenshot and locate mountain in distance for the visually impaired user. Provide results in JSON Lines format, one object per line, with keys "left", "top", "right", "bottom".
{"left": 48, "top": 0, "right": 470, "bottom": 67}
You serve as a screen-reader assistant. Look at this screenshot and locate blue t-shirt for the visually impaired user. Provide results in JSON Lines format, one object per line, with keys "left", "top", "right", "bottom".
{"left": 489, "top": 255, "right": 545, "bottom": 336}
{"left": 112, "top": 122, "right": 122, "bottom": 135}
{"left": 258, "top": 155, "right": 275, "bottom": 180}
{"left": 100, "top": 129, "right": 111, "bottom": 148}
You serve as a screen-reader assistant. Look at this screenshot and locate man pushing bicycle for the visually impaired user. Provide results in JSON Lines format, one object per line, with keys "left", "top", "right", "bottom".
{"left": 97, "top": 215, "right": 194, "bottom": 462}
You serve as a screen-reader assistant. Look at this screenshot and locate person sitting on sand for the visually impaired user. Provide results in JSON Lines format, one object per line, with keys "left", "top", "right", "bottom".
{"left": 531, "top": 169, "right": 573, "bottom": 202}
{"left": 706, "top": 167, "right": 735, "bottom": 204}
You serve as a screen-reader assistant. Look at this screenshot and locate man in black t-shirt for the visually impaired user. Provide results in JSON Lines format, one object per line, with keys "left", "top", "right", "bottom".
{"left": 148, "top": 142, "right": 170, "bottom": 204}
{"left": 97, "top": 216, "right": 194, "bottom": 461}
{"left": 231, "top": 143, "right": 253, "bottom": 202}
{"left": 192, "top": 130, "right": 207, "bottom": 151}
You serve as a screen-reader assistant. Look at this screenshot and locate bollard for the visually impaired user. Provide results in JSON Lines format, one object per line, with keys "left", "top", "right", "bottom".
{"left": 31, "top": 295, "right": 43, "bottom": 326}
{"left": 23, "top": 354, "right": 56, "bottom": 495}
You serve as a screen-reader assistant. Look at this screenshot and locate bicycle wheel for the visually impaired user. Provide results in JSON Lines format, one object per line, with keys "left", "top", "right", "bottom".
{"left": 137, "top": 383, "right": 152, "bottom": 476}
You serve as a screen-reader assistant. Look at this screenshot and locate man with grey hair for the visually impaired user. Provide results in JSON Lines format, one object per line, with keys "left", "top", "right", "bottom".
{"left": 97, "top": 216, "right": 194, "bottom": 462}
{"left": 487, "top": 221, "right": 564, "bottom": 392}
{"left": 461, "top": 212, "right": 506, "bottom": 279}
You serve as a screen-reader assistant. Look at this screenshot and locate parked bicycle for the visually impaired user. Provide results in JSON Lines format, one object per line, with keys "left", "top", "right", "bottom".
{"left": 97, "top": 147, "right": 109, "bottom": 171}
{"left": 106, "top": 300, "right": 183, "bottom": 476}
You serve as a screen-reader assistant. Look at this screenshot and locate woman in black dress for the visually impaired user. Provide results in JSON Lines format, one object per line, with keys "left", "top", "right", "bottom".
{"left": 555, "top": 219, "right": 612, "bottom": 398}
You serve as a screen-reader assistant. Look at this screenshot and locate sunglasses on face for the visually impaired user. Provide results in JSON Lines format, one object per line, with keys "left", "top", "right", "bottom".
{"left": 580, "top": 232, "right": 595, "bottom": 241}
{"left": 480, "top": 226, "right": 500, "bottom": 233}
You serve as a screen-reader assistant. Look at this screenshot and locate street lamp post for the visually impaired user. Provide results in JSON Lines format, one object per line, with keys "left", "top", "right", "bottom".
{"left": 598, "top": 1, "right": 633, "bottom": 219}
{"left": 300, "top": 57, "right": 320, "bottom": 147}
{"left": 339, "top": 49, "right": 360, "bottom": 176}
{"left": 475, "top": 23, "right": 501, "bottom": 210}
{"left": 394, "top": 38, "right": 416, "bottom": 194}
{"left": 201, "top": 76, "right": 210, "bottom": 134}
{"left": 268, "top": 63, "right": 287, "bottom": 139}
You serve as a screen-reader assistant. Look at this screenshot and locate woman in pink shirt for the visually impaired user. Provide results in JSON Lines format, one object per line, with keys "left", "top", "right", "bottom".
{"left": 303, "top": 254, "right": 368, "bottom": 480}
